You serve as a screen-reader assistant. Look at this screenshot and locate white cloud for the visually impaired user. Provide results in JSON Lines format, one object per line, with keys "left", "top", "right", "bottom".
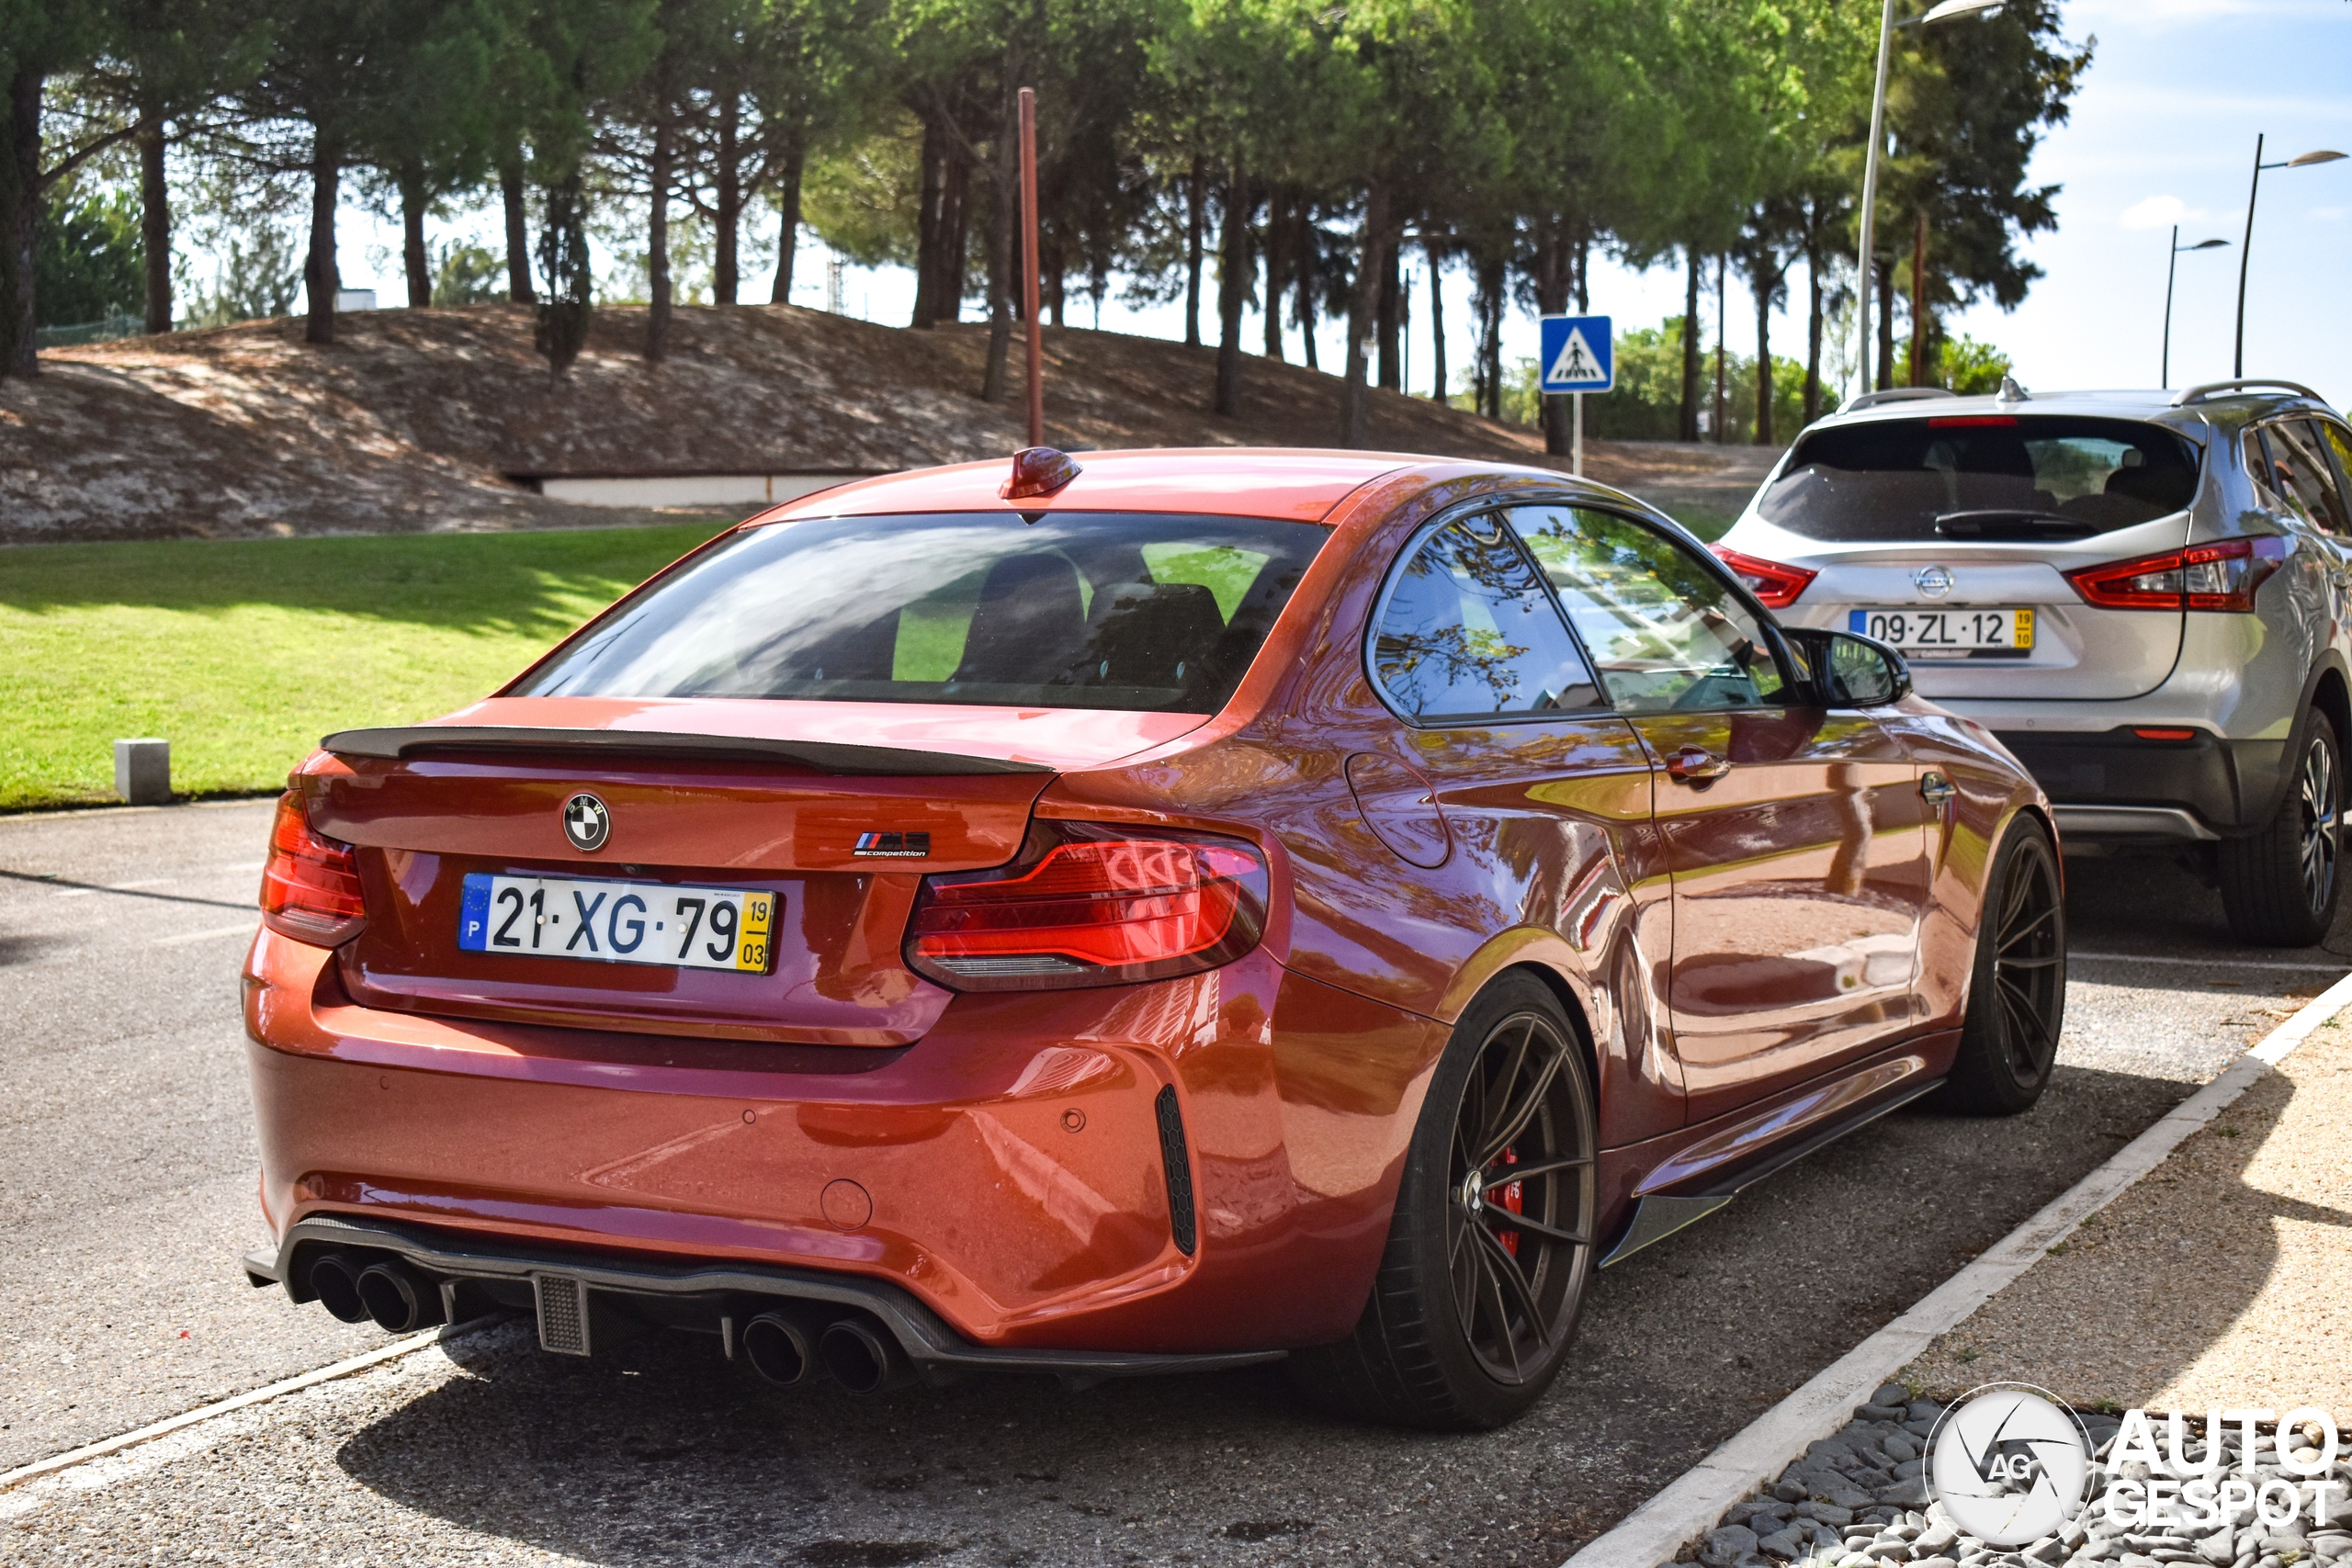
{"left": 2120, "top": 194, "right": 2188, "bottom": 229}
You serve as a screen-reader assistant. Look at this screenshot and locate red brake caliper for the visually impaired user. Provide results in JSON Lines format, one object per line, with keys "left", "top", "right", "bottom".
{"left": 1496, "top": 1146, "right": 1524, "bottom": 1257}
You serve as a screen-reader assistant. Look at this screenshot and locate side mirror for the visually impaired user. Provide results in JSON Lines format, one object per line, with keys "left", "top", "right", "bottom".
{"left": 1783, "top": 627, "right": 1913, "bottom": 707}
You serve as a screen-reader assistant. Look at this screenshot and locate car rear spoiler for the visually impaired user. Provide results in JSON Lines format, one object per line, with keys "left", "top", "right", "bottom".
{"left": 319, "top": 726, "right": 1055, "bottom": 776}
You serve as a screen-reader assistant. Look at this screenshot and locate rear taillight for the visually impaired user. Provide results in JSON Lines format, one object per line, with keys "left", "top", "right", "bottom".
{"left": 2064, "top": 536, "right": 2288, "bottom": 612}
{"left": 259, "top": 790, "right": 368, "bottom": 946}
{"left": 1711, "top": 546, "right": 1818, "bottom": 609}
{"left": 907, "top": 822, "right": 1267, "bottom": 991}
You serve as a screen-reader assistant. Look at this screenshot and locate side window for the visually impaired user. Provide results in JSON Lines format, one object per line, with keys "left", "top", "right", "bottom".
{"left": 2321, "top": 423, "right": 2352, "bottom": 505}
{"left": 1368, "top": 514, "right": 1602, "bottom": 723}
{"left": 2245, "top": 427, "right": 2303, "bottom": 518}
{"left": 1505, "top": 505, "right": 1791, "bottom": 714}
{"left": 2273, "top": 421, "right": 2352, "bottom": 535}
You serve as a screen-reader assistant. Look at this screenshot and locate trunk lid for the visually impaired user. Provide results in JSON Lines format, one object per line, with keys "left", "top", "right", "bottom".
{"left": 303, "top": 697, "right": 1204, "bottom": 1044}
{"left": 1749, "top": 514, "right": 2193, "bottom": 701}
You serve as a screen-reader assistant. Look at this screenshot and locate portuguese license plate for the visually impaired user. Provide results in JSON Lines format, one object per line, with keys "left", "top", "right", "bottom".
{"left": 458, "top": 874, "right": 777, "bottom": 973}
{"left": 1849, "top": 607, "right": 2034, "bottom": 660}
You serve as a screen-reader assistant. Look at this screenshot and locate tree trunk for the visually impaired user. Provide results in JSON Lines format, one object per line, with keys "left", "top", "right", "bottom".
{"left": 770, "top": 133, "right": 804, "bottom": 304}
{"left": 138, "top": 105, "right": 171, "bottom": 333}
{"left": 1295, "top": 208, "right": 1317, "bottom": 370}
{"left": 1215, "top": 159, "right": 1248, "bottom": 415}
{"left": 1874, "top": 254, "right": 1894, "bottom": 390}
{"left": 1907, "top": 209, "right": 1928, "bottom": 387}
{"left": 400, "top": 162, "right": 430, "bottom": 309}
{"left": 1475, "top": 254, "right": 1503, "bottom": 420}
{"left": 980, "top": 78, "right": 1016, "bottom": 404}
{"left": 1803, "top": 233, "right": 1823, "bottom": 425}
{"left": 1754, "top": 257, "right": 1775, "bottom": 446}
{"left": 1678, "top": 248, "right": 1701, "bottom": 441}
{"left": 304, "top": 131, "right": 339, "bottom": 346}
{"left": 1183, "top": 155, "right": 1204, "bottom": 348}
{"left": 1534, "top": 217, "right": 1572, "bottom": 455}
{"left": 1340, "top": 178, "right": 1390, "bottom": 448}
{"left": 1045, "top": 228, "right": 1064, "bottom": 326}
{"left": 714, "top": 94, "right": 741, "bottom": 305}
{"left": 647, "top": 87, "right": 673, "bottom": 362}
{"left": 1575, "top": 230, "right": 1589, "bottom": 312}
{"left": 1375, "top": 243, "right": 1399, "bottom": 390}
{"left": 501, "top": 158, "right": 535, "bottom": 302}
{"left": 1425, "top": 236, "right": 1444, "bottom": 400}
{"left": 1261, "top": 190, "right": 1283, "bottom": 360}
{"left": 912, "top": 112, "right": 945, "bottom": 327}
{"left": 1713, "top": 253, "right": 1727, "bottom": 445}
{"left": 943, "top": 142, "right": 970, "bottom": 314}
{"left": 0, "top": 63, "right": 40, "bottom": 377}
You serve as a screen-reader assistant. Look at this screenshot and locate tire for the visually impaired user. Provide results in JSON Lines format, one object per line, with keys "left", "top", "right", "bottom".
{"left": 1935, "top": 816, "right": 2067, "bottom": 1117}
{"left": 1287, "top": 975, "right": 1598, "bottom": 1430}
{"left": 2219, "top": 710, "right": 2345, "bottom": 948}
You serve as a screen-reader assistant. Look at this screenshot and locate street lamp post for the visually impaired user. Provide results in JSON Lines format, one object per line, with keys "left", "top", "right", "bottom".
{"left": 2233, "top": 134, "right": 2346, "bottom": 378}
{"left": 2163, "top": 227, "right": 2228, "bottom": 389}
{"left": 1852, "top": 0, "right": 2004, "bottom": 402}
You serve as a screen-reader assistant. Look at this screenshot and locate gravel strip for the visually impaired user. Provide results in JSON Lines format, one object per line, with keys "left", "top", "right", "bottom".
{"left": 1668, "top": 1389, "right": 2352, "bottom": 1568}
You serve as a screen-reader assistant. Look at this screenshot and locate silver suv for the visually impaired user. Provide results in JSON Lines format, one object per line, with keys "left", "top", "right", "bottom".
{"left": 1715, "top": 378, "right": 2352, "bottom": 946}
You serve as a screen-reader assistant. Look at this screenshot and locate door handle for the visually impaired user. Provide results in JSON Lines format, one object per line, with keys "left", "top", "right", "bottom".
{"left": 1919, "top": 771, "right": 1957, "bottom": 807}
{"left": 1666, "top": 746, "right": 1731, "bottom": 784}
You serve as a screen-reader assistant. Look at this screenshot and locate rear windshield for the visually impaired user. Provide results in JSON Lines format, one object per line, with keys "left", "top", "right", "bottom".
{"left": 1759, "top": 415, "right": 2203, "bottom": 543}
{"left": 515, "top": 512, "right": 1329, "bottom": 713}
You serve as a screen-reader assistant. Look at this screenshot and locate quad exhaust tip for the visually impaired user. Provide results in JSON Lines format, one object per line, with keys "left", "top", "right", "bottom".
{"left": 817, "top": 1318, "right": 906, "bottom": 1395}
{"left": 354, "top": 1258, "right": 447, "bottom": 1335}
{"left": 740, "top": 1313, "right": 814, "bottom": 1387}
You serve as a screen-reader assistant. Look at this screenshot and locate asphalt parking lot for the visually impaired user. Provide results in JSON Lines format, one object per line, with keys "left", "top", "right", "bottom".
{"left": 4, "top": 799, "right": 2342, "bottom": 1567}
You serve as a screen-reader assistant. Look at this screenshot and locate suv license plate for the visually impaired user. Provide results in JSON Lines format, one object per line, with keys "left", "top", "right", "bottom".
{"left": 1849, "top": 607, "right": 2033, "bottom": 660}
{"left": 458, "top": 874, "right": 778, "bottom": 973}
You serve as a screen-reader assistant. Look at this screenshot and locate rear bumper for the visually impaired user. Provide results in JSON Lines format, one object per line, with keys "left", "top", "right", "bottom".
{"left": 242, "top": 927, "right": 1449, "bottom": 1358}
{"left": 1991, "top": 728, "right": 2287, "bottom": 840}
{"left": 243, "top": 1213, "right": 1282, "bottom": 1383}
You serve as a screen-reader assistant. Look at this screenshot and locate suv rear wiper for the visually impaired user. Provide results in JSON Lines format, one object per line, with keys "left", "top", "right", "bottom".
{"left": 1934, "top": 509, "right": 2096, "bottom": 539}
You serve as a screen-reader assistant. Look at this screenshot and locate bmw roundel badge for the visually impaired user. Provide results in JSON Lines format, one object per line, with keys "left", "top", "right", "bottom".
{"left": 561, "top": 793, "right": 611, "bottom": 852}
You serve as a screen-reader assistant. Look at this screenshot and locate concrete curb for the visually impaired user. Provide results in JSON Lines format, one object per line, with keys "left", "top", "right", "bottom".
{"left": 1557, "top": 965, "right": 2352, "bottom": 1568}
{"left": 0, "top": 1318, "right": 497, "bottom": 1494}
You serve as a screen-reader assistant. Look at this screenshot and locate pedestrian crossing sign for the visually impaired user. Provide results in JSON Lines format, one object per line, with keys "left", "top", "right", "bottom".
{"left": 1539, "top": 314, "right": 1613, "bottom": 393}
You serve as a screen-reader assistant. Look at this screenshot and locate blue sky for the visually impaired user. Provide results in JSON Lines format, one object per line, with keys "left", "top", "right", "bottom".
{"left": 326, "top": 0, "right": 2352, "bottom": 419}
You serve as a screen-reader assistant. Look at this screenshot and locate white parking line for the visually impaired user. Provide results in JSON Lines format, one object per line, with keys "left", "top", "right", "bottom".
{"left": 1556, "top": 964, "right": 2352, "bottom": 1568}
{"left": 0, "top": 1320, "right": 495, "bottom": 1495}
{"left": 153, "top": 921, "right": 256, "bottom": 948}
{"left": 2072, "top": 949, "right": 2351, "bottom": 973}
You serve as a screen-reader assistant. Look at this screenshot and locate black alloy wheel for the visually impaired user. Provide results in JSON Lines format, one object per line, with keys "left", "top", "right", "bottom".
{"left": 2222, "top": 712, "right": 2345, "bottom": 947}
{"left": 1445, "top": 1008, "right": 1595, "bottom": 1385}
{"left": 1288, "top": 976, "right": 1598, "bottom": 1429}
{"left": 1938, "top": 818, "right": 2067, "bottom": 1115}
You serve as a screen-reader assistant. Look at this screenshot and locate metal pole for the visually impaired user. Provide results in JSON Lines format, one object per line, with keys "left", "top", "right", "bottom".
{"left": 1019, "top": 86, "right": 1043, "bottom": 447}
{"left": 2163, "top": 224, "right": 2178, "bottom": 389}
{"left": 1854, "top": 0, "right": 1897, "bottom": 403}
{"left": 2234, "top": 132, "right": 2262, "bottom": 380}
{"left": 1573, "top": 391, "right": 1584, "bottom": 478}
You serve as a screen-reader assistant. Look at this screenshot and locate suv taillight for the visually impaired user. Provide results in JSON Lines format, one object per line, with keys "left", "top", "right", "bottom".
{"left": 1711, "top": 546, "right": 1818, "bottom": 609}
{"left": 2064, "top": 536, "right": 2288, "bottom": 612}
{"left": 907, "top": 822, "right": 1267, "bottom": 991}
{"left": 259, "top": 790, "right": 368, "bottom": 946}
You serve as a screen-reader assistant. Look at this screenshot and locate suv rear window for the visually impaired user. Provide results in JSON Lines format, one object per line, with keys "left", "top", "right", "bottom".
{"left": 516, "top": 512, "right": 1328, "bottom": 714}
{"left": 1759, "top": 415, "right": 2202, "bottom": 543}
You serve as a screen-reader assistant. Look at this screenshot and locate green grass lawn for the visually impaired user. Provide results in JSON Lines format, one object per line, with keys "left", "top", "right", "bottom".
{"left": 1, "top": 524, "right": 732, "bottom": 811}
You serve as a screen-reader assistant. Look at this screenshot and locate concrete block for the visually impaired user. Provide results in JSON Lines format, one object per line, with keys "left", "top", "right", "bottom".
{"left": 113, "top": 738, "right": 171, "bottom": 804}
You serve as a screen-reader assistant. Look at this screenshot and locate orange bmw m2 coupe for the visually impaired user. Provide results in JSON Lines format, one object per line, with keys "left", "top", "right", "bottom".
{"left": 242, "top": 447, "right": 2063, "bottom": 1429}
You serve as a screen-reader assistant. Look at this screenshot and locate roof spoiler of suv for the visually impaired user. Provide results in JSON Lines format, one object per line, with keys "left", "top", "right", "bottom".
{"left": 1838, "top": 387, "right": 1957, "bottom": 413}
{"left": 2172, "top": 378, "right": 2327, "bottom": 407}
{"left": 319, "top": 726, "right": 1056, "bottom": 776}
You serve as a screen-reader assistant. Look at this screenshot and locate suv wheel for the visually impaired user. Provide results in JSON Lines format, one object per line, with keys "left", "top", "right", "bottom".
{"left": 1287, "top": 976, "right": 1597, "bottom": 1430}
{"left": 2220, "top": 710, "right": 2344, "bottom": 947}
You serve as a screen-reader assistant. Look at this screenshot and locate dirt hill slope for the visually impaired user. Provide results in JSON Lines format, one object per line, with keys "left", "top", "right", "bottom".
{"left": 1, "top": 302, "right": 1772, "bottom": 543}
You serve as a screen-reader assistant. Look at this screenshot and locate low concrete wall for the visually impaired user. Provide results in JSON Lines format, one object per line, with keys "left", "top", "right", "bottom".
{"left": 535, "top": 473, "right": 874, "bottom": 509}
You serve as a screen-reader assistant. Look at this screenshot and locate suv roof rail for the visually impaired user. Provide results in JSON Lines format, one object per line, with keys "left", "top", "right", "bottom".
{"left": 1839, "top": 388, "right": 1959, "bottom": 413}
{"left": 2171, "top": 378, "right": 2328, "bottom": 408}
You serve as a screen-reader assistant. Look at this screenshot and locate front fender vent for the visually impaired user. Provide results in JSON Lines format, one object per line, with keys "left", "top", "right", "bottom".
{"left": 1154, "top": 1085, "right": 1197, "bottom": 1257}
